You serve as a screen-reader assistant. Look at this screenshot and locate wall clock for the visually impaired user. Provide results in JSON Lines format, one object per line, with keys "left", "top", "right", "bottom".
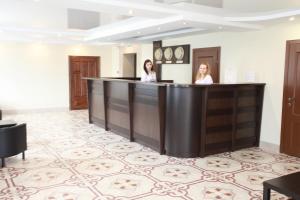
{"left": 174, "top": 46, "right": 184, "bottom": 60}
{"left": 164, "top": 47, "right": 173, "bottom": 61}
{"left": 154, "top": 48, "right": 163, "bottom": 61}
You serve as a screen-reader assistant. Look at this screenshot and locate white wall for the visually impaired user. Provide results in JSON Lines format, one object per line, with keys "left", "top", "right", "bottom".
{"left": 161, "top": 21, "right": 300, "bottom": 145}
{"left": 0, "top": 42, "right": 113, "bottom": 111}
{"left": 111, "top": 43, "right": 153, "bottom": 77}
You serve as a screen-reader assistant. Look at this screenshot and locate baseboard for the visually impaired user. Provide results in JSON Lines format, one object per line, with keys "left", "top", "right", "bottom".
{"left": 259, "top": 141, "right": 280, "bottom": 154}
{"left": 2, "top": 107, "right": 70, "bottom": 115}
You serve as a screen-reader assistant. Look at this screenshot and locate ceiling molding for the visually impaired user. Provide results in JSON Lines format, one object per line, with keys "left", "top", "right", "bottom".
{"left": 0, "top": 0, "right": 298, "bottom": 44}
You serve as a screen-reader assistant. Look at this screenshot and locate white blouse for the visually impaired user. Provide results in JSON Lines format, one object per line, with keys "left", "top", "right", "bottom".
{"left": 195, "top": 75, "right": 213, "bottom": 84}
{"left": 141, "top": 71, "right": 157, "bottom": 82}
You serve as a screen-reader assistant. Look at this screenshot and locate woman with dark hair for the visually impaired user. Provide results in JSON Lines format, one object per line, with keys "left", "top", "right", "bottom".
{"left": 141, "top": 59, "right": 157, "bottom": 82}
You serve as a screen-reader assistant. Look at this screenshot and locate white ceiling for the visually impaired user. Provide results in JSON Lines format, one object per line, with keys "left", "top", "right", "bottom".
{"left": 0, "top": 0, "right": 299, "bottom": 45}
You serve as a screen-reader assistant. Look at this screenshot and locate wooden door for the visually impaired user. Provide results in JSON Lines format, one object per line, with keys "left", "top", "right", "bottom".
{"left": 192, "top": 47, "right": 220, "bottom": 83}
{"left": 69, "top": 56, "right": 100, "bottom": 110}
{"left": 281, "top": 40, "right": 300, "bottom": 157}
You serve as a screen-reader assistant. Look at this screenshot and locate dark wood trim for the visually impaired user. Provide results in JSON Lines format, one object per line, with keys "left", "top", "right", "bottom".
{"left": 232, "top": 86, "right": 238, "bottom": 151}
{"left": 200, "top": 88, "right": 208, "bottom": 157}
{"left": 158, "top": 86, "right": 166, "bottom": 154}
{"left": 153, "top": 41, "right": 162, "bottom": 81}
{"left": 255, "top": 86, "right": 265, "bottom": 146}
{"left": 103, "top": 81, "right": 109, "bottom": 131}
{"left": 128, "top": 83, "right": 134, "bottom": 142}
{"left": 87, "top": 80, "right": 92, "bottom": 124}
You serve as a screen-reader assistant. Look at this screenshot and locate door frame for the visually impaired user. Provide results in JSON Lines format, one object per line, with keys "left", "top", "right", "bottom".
{"left": 69, "top": 56, "right": 100, "bottom": 110}
{"left": 192, "top": 47, "right": 221, "bottom": 83}
{"left": 123, "top": 53, "right": 137, "bottom": 78}
{"left": 280, "top": 40, "right": 300, "bottom": 153}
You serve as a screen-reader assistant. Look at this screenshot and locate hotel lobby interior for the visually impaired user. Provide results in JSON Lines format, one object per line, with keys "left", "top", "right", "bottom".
{"left": 1, "top": 0, "right": 300, "bottom": 199}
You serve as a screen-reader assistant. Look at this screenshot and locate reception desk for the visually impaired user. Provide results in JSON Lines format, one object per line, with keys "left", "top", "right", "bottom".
{"left": 87, "top": 78, "right": 265, "bottom": 158}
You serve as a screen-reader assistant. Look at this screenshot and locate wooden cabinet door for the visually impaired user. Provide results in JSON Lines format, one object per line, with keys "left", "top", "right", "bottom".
{"left": 192, "top": 47, "right": 220, "bottom": 83}
{"left": 69, "top": 56, "right": 100, "bottom": 110}
{"left": 281, "top": 40, "right": 300, "bottom": 157}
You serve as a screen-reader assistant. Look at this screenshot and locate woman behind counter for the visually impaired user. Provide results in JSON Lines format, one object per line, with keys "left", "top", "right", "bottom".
{"left": 141, "top": 59, "right": 157, "bottom": 82}
{"left": 195, "top": 63, "right": 213, "bottom": 84}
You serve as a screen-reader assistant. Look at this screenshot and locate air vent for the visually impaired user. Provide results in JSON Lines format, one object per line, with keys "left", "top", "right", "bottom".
{"left": 67, "top": 9, "right": 100, "bottom": 30}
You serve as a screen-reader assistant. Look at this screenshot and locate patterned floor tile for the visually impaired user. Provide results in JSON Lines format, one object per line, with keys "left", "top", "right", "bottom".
{"left": 195, "top": 156, "right": 242, "bottom": 172}
{"left": 124, "top": 152, "right": 169, "bottom": 166}
{"left": 150, "top": 165, "right": 202, "bottom": 183}
{"left": 188, "top": 181, "right": 251, "bottom": 200}
{"left": 29, "top": 186, "right": 97, "bottom": 200}
{"left": 95, "top": 173, "right": 155, "bottom": 198}
{"left": 13, "top": 167, "right": 74, "bottom": 187}
{"left": 75, "top": 159, "right": 125, "bottom": 176}
{"left": 0, "top": 110, "right": 298, "bottom": 200}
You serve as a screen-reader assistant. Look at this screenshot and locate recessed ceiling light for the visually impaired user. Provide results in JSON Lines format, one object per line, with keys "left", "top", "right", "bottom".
{"left": 218, "top": 26, "right": 223, "bottom": 30}
{"left": 137, "top": 31, "right": 141, "bottom": 34}
{"left": 183, "top": 21, "right": 187, "bottom": 25}
{"left": 128, "top": 10, "right": 133, "bottom": 15}
{"left": 157, "top": 27, "right": 161, "bottom": 30}
{"left": 289, "top": 16, "right": 295, "bottom": 21}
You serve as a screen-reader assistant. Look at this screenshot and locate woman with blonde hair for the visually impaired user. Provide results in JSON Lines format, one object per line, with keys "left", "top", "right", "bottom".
{"left": 195, "top": 63, "right": 213, "bottom": 84}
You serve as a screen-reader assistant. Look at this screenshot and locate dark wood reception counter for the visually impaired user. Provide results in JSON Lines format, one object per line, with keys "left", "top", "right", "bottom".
{"left": 86, "top": 78, "right": 265, "bottom": 158}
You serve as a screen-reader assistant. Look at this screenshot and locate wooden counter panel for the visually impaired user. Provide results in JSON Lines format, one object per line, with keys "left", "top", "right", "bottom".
{"left": 165, "top": 87, "right": 202, "bottom": 158}
{"left": 236, "top": 127, "right": 256, "bottom": 139}
{"left": 87, "top": 78, "right": 265, "bottom": 158}
{"left": 106, "top": 81, "right": 130, "bottom": 139}
{"left": 237, "top": 111, "right": 256, "bottom": 123}
{"left": 207, "top": 98, "right": 234, "bottom": 109}
{"left": 206, "top": 131, "right": 231, "bottom": 144}
{"left": 88, "top": 80, "right": 105, "bottom": 128}
{"left": 206, "top": 115, "right": 233, "bottom": 127}
{"left": 132, "top": 84, "right": 161, "bottom": 151}
{"left": 238, "top": 96, "right": 258, "bottom": 107}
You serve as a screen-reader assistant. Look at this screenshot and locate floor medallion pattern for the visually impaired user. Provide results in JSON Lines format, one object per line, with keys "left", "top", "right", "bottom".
{"left": 1, "top": 110, "right": 299, "bottom": 199}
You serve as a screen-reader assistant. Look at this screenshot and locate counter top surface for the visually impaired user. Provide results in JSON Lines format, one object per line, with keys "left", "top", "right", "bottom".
{"left": 83, "top": 77, "right": 265, "bottom": 87}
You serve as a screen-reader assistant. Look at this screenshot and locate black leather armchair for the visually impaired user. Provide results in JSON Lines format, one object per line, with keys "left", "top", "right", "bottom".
{"left": 0, "top": 124, "right": 27, "bottom": 168}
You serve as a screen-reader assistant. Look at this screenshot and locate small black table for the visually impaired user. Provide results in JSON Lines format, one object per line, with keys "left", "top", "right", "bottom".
{"left": 263, "top": 171, "right": 300, "bottom": 200}
{"left": 0, "top": 120, "right": 17, "bottom": 128}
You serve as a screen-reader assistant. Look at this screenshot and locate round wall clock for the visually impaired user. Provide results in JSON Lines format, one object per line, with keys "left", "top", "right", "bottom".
{"left": 174, "top": 46, "right": 184, "bottom": 60}
{"left": 164, "top": 47, "right": 173, "bottom": 60}
{"left": 154, "top": 48, "right": 163, "bottom": 61}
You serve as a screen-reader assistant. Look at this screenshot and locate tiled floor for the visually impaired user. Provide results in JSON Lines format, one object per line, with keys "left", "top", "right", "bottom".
{"left": 1, "top": 110, "right": 300, "bottom": 200}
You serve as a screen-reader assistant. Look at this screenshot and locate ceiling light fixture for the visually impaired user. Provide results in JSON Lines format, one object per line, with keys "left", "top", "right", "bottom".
{"left": 128, "top": 10, "right": 133, "bottom": 15}
{"left": 289, "top": 16, "right": 295, "bottom": 21}
{"left": 137, "top": 31, "right": 141, "bottom": 34}
{"left": 157, "top": 27, "right": 161, "bottom": 30}
{"left": 183, "top": 21, "right": 187, "bottom": 25}
{"left": 218, "top": 26, "right": 223, "bottom": 30}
